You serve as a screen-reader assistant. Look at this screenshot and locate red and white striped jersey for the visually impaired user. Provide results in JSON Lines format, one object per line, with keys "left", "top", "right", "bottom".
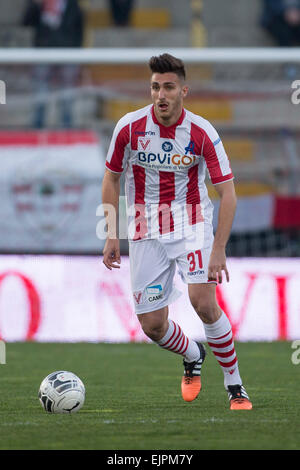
{"left": 105, "top": 104, "right": 233, "bottom": 241}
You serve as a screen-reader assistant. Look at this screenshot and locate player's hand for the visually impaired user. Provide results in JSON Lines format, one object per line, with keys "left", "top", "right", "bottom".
{"left": 208, "top": 246, "right": 229, "bottom": 284}
{"left": 103, "top": 238, "right": 121, "bottom": 270}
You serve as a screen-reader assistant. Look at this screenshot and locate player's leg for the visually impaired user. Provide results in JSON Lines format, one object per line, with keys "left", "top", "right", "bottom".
{"left": 137, "top": 306, "right": 206, "bottom": 402}
{"left": 176, "top": 223, "right": 252, "bottom": 409}
{"left": 138, "top": 305, "right": 202, "bottom": 361}
{"left": 188, "top": 282, "right": 240, "bottom": 384}
{"left": 188, "top": 282, "right": 252, "bottom": 410}
{"left": 137, "top": 306, "right": 169, "bottom": 342}
{"left": 129, "top": 238, "right": 205, "bottom": 401}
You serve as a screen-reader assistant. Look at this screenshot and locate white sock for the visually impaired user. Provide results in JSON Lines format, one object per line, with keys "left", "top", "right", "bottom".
{"left": 157, "top": 320, "right": 200, "bottom": 362}
{"left": 203, "top": 312, "right": 242, "bottom": 388}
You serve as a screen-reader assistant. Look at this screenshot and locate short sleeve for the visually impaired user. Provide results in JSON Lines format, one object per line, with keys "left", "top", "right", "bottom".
{"left": 105, "top": 117, "right": 130, "bottom": 173}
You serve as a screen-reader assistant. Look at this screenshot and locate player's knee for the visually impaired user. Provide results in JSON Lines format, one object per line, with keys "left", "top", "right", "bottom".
{"left": 143, "top": 323, "right": 166, "bottom": 341}
{"left": 189, "top": 293, "right": 208, "bottom": 313}
{"left": 138, "top": 317, "right": 167, "bottom": 341}
{"left": 189, "top": 295, "right": 219, "bottom": 323}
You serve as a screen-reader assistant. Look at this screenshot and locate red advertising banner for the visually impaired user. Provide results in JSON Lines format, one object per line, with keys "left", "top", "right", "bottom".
{"left": 0, "top": 255, "right": 299, "bottom": 342}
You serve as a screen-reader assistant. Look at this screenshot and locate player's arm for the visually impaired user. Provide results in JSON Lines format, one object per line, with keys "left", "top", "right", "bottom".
{"left": 102, "top": 168, "right": 122, "bottom": 270}
{"left": 208, "top": 180, "right": 237, "bottom": 283}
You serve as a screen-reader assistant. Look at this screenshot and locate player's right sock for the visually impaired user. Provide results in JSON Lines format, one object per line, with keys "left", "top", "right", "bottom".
{"left": 157, "top": 320, "right": 206, "bottom": 402}
{"left": 157, "top": 319, "right": 200, "bottom": 361}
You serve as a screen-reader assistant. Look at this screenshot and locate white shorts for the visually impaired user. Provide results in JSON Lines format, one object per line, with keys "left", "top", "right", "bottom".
{"left": 129, "top": 223, "right": 215, "bottom": 314}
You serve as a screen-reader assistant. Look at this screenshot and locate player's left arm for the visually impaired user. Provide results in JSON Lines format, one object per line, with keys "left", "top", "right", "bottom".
{"left": 208, "top": 180, "right": 237, "bottom": 283}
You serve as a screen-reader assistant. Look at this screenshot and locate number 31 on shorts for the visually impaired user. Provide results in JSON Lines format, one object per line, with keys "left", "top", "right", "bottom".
{"left": 187, "top": 250, "right": 203, "bottom": 272}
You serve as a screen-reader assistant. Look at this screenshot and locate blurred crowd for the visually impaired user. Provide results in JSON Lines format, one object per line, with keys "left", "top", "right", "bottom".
{"left": 261, "top": 0, "right": 300, "bottom": 46}
{"left": 21, "top": 0, "right": 137, "bottom": 127}
{"left": 22, "top": 0, "right": 84, "bottom": 128}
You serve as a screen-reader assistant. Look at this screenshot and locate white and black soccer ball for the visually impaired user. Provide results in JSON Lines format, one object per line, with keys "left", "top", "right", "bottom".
{"left": 38, "top": 371, "right": 85, "bottom": 414}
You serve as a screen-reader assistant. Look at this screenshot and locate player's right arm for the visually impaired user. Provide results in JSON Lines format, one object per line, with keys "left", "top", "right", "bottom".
{"left": 102, "top": 114, "right": 130, "bottom": 269}
{"left": 102, "top": 169, "right": 122, "bottom": 270}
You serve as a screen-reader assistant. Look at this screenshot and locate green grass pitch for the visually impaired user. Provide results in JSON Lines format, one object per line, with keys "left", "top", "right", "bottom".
{"left": 0, "top": 341, "right": 299, "bottom": 450}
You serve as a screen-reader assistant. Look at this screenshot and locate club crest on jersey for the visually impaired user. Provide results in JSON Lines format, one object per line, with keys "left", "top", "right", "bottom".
{"left": 138, "top": 137, "right": 151, "bottom": 151}
{"left": 133, "top": 291, "right": 144, "bottom": 305}
{"left": 162, "top": 141, "right": 173, "bottom": 152}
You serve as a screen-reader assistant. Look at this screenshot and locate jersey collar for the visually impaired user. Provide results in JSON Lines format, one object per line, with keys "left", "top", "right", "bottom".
{"left": 151, "top": 105, "right": 186, "bottom": 133}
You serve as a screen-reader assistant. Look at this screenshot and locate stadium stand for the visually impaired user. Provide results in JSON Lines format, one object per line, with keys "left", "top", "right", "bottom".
{"left": 202, "top": 0, "right": 275, "bottom": 47}
{"left": 0, "top": 0, "right": 299, "bottom": 256}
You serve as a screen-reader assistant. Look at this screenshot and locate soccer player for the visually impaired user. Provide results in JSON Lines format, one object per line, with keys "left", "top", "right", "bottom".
{"left": 102, "top": 53, "right": 252, "bottom": 410}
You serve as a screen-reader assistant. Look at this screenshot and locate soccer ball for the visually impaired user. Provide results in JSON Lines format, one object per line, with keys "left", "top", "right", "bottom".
{"left": 38, "top": 370, "right": 85, "bottom": 414}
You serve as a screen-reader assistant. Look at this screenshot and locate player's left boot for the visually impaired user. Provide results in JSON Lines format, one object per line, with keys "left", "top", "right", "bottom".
{"left": 181, "top": 342, "right": 206, "bottom": 402}
{"left": 227, "top": 384, "right": 252, "bottom": 410}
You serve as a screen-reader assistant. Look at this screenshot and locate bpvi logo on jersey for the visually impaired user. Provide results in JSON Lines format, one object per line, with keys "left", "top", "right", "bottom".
{"left": 138, "top": 152, "right": 196, "bottom": 168}
{"left": 146, "top": 284, "right": 163, "bottom": 302}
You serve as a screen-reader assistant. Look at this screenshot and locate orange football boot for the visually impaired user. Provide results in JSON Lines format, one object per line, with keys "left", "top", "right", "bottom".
{"left": 181, "top": 343, "right": 206, "bottom": 402}
{"left": 227, "top": 384, "right": 253, "bottom": 410}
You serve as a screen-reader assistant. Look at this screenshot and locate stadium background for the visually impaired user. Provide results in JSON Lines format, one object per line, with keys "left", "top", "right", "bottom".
{"left": 0, "top": 3, "right": 300, "bottom": 355}
{"left": 1, "top": 0, "right": 300, "bottom": 452}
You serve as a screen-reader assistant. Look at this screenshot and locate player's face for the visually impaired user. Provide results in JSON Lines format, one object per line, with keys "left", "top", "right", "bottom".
{"left": 151, "top": 72, "right": 188, "bottom": 126}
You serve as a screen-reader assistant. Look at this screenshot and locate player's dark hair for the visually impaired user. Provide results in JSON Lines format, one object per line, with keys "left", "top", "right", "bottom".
{"left": 149, "top": 53, "right": 186, "bottom": 81}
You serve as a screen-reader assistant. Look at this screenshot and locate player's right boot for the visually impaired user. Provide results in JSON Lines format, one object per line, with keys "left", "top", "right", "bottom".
{"left": 181, "top": 342, "right": 206, "bottom": 402}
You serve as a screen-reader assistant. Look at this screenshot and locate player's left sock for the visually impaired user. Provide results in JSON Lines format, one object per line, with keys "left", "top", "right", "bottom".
{"left": 203, "top": 311, "right": 242, "bottom": 388}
